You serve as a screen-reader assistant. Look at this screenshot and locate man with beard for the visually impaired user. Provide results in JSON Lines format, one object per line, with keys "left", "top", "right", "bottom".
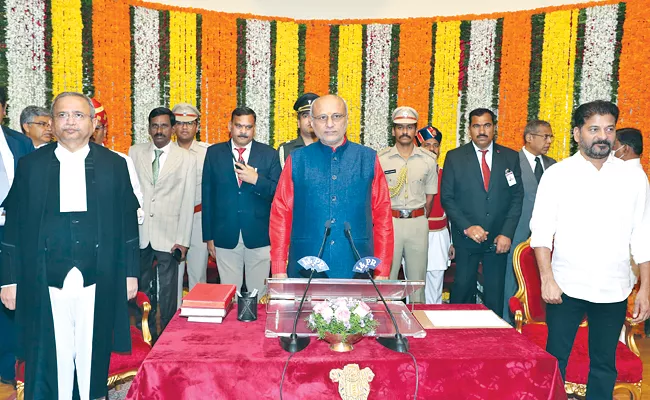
{"left": 530, "top": 100, "right": 650, "bottom": 398}
{"left": 20, "top": 106, "right": 52, "bottom": 149}
{"left": 441, "top": 108, "right": 523, "bottom": 315}
{"left": 378, "top": 107, "right": 437, "bottom": 303}
{"left": 0, "top": 92, "right": 139, "bottom": 399}
{"left": 202, "top": 107, "right": 280, "bottom": 296}
{"left": 172, "top": 103, "right": 210, "bottom": 304}
{"left": 129, "top": 107, "right": 196, "bottom": 337}
{"left": 278, "top": 93, "right": 319, "bottom": 169}
{"left": 270, "top": 95, "right": 393, "bottom": 279}
{"left": 502, "top": 120, "right": 556, "bottom": 322}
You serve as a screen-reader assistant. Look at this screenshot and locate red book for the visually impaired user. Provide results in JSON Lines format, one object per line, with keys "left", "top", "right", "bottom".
{"left": 181, "top": 283, "right": 237, "bottom": 309}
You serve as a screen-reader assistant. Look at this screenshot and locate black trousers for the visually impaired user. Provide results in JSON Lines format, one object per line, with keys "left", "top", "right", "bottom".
{"left": 138, "top": 244, "right": 179, "bottom": 336}
{"left": 546, "top": 293, "right": 626, "bottom": 400}
{"left": 450, "top": 246, "right": 506, "bottom": 315}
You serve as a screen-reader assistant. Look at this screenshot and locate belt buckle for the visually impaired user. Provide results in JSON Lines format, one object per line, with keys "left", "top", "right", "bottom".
{"left": 399, "top": 209, "right": 411, "bottom": 219}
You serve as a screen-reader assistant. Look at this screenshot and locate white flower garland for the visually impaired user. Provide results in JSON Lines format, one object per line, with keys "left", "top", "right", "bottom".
{"left": 579, "top": 5, "right": 618, "bottom": 104}
{"left": 245, "top": 19, "right": 271, "bottom": 145}
{"left": 362, "top": 24, "right": 392, "bottom": 151}
{"left": 6, "top": 0, "right": 47, "bottom": 131}
{"left": 132, "top": 7, "right": 160, "bottom": 144}
{"left": 463, "top": 19, "right": 497, "bottom": 145}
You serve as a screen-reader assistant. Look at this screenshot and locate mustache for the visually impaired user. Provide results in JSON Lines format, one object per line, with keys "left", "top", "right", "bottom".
{"left": 154, "top": 133, "right": 166, "bottom": 138}
{"left": 237, "top": 134, "right": 249, "bottom": 138}
{"left": 591, "top": 140, "right": 611, "bottom": 148}
{"left": 400, "top": 134, "right": 411, "bottom": 138}
{"left": 477, "top": 134, "right": 488, "bottom": 138}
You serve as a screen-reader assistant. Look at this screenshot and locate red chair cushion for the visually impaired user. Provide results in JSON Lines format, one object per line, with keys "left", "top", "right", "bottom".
{"left": 518, "top": 246, "right": 546, "bottom": 322}
{"left": 522, "top": 324, "right": 642, "bottom": 383}
{"left": 109, "top": 326, "right": 152, "bottom": 376}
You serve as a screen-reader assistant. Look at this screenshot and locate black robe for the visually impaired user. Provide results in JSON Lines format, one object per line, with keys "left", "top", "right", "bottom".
{"left": 0, "top": 142, "right": 140, "bottom": 399}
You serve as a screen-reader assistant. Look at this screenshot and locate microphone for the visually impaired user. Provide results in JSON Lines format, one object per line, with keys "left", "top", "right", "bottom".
{"left": 280, "top": 220, "right": 332, "bottom": 353}
{"left": 343, "top": 222, "right": 409, "bottom": 353}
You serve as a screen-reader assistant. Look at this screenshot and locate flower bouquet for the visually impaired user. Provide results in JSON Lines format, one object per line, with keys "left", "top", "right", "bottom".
{"left": 307, "top": 297, "right": 378, "bottom": 352}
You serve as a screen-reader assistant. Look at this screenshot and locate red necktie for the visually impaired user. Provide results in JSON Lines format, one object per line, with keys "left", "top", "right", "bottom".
{"left": 236, "top": 147, "right": 246, "bottom": 186}
{"left": 479, "top": 149, "right": 490, "bottom": 191}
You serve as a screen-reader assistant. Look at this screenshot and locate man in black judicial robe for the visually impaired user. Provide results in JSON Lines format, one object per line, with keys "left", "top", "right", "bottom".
{"left": 0, "top": 92, "right": 140, "bottom": 399}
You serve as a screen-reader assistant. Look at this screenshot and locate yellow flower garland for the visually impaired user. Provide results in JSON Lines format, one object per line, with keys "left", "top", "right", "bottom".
{"left": 431, "top": 21, "right": 461, "bottom": 166}
{"left": 538, "top": 9, "right": 578, "bottom": 161}
{"left": 273, "top": 21, "right": 299, "bottom": 148}
{"left": 337, "top": 25, "right": 363, "bottom": 144}
{"left": 169, "top": 11, "right": 197, "bottom": 109}
{"left": 52, "top": 0, "right": 83, "bottom": 95}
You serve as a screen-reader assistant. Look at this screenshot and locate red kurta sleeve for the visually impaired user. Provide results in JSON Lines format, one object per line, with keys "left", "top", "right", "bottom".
{"left": 270, "top": 156, "right": 294, "bottom": 275}
{"left": 371, "top": 155, "right": 394, "bottom": 277}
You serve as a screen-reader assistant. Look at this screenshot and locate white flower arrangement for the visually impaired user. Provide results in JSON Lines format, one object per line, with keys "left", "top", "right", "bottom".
{"left": 307, "top": 297, "right": 378, "bottom": 341}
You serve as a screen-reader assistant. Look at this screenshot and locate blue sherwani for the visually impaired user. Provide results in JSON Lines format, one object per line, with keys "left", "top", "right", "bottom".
{"left": 0, "top": 126, "right": 34, "bottom": 381}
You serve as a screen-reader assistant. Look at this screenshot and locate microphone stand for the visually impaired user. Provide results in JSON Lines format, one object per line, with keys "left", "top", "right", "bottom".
{"left": 280, "top": 221, "right": 331, "bottom": 353}
{"left": 344, "top": 222, "right": 409, "bottom": 353}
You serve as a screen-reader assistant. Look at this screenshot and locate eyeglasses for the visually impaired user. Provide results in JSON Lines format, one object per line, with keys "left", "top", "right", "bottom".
{"left": 55, "top": 112, "right": 90, "bottom": 121}
{"left": 530, "top": 133, "right": 555, "bottom": 141}
{"left": 233, "top": 123, "right": 254, "bottom": 131}
{"left": 177, "top": 121, "right": 197, "bottom": 127}
{"left": 26, "top": 121, "right": 51, "bottom": 128}
{"left": 311, "top": 113, "right": 346, "bottom": 124}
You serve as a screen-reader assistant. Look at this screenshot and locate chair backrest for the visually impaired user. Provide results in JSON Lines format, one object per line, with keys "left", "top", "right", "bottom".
{"left": 512, "top": 239, "right": 546, "bottom": 323}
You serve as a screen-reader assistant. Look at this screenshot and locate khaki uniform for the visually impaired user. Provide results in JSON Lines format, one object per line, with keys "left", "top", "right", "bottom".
{"left": 378, "top": 146, "right": 437, "bottom": 302}
{"left": 177, "top": 140, "right": 210, "bottom": 305}
{"left": 278, "top": 136, "right": 306, "bottom": 169}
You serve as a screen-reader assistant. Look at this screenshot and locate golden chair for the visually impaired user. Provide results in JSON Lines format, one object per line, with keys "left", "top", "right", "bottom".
{"left": 16, "top": 292, "right": 152, "bottom": 399}
{"left": 508, "top": 239, "right": 642, "bottom": 399}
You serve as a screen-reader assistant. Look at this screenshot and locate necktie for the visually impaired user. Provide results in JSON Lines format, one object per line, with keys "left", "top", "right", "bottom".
{"left": 479, "top": 149, "right": 490, "bottom": 191}
{"left": 534, "top": 156, "right": 544, "bottom": 183}
{"left": 0, "top": 153, "right": 10, "bottom": 204}
{"left": 152, "top": 149, "right": 163, "bottom": 185}
{"left": 236, "top": 147, "right": 246, "bottom": 186}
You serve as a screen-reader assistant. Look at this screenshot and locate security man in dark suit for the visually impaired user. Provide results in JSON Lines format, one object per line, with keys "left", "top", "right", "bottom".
{"left": 277, "top": 93, "right": 318, "bottom": 169}
{"left": 202, "top": 107, "right": 281, "bottom": 296}
{"left": 441, "top": 108, "right": 523, "bottom": 314}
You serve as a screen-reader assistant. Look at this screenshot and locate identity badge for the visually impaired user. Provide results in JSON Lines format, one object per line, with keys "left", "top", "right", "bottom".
{"left": 505, "top": 169, "right": 517, "bottom": 187}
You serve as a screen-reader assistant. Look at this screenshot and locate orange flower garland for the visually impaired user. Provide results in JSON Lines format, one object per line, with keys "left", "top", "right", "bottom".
{"left": 617, "top": 0, "right": 650, "bottom": 172}
{"left": 92, "top": 0, "right": 132, "bottom": 153}
{"left": 303, "top": 21, "right": 330, "bottom": 96}
{"left": 497, "top": 13, "right": 532, "bottom": 150}
{"left": 200, "top": 12, "right": 238, "bottom": 144}
{"left": 397, "top": 20, "right": 432, "bottom": 127}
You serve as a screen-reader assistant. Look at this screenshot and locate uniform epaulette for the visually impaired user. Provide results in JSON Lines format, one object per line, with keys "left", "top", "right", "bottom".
{"left": 419, "top": 147, "right": 438, "bottom": 160}
{"left": 195, "top": 141, "right": 210, "bottom": 148}
{"left": 377, "top": 147, "right": 392, "bottom": 157}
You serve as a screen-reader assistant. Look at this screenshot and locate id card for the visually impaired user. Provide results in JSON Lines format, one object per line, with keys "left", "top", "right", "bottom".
{"left": 505, "top": 169, "right": 517, "bottom": 186}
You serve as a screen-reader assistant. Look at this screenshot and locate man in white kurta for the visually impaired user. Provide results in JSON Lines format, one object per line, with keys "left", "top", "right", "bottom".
{"left": 530, "top": 101, "right": 650, "bottom": 399}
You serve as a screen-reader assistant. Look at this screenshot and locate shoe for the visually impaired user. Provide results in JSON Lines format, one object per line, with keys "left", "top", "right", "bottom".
{"left": 0, "top": 376, "right": 16, "bottom": 389}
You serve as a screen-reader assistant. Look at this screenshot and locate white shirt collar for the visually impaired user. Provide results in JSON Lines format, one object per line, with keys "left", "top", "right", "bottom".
{"left": 472, "top": 141, "right": 493, "bottom": 154}
{"left": 231, "top": 139, "right": 252, "bottom": 152}
{"left": 625, "top": 158, "right": 643, "bottom": 169}
{"left": 153, "top": 141, "right": 172, "bottom": 154}
{"left": 55, "top": 143, "right": 90, "bottom": 162}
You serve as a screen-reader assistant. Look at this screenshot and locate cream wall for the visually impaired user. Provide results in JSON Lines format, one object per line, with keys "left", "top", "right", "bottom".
{"left": 147, "top": 0, "right": 598, "bottom": 19}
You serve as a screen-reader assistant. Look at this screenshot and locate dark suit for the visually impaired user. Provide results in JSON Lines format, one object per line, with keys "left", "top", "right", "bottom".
{"left": 502, "top": 150, "right": 555, "bottom": 321}
{"left": 441, "top": 142, "right": 523, "bottom": 314}
{"left": 0, "top": 126, "right": 34, "bottom": 382}
{"left": 202, "top": 140, "right": 281, "bottom": 293}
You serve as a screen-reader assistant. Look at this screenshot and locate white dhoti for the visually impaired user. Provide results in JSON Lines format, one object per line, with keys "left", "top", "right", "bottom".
{"left": 425, "top": 229, "right": 451, "bottom": 304}
{"left": 177, "top": 211, "right": 209, "bottom": 306}
{"left": 48, "top": 267, "right": 96, "bottom": 400}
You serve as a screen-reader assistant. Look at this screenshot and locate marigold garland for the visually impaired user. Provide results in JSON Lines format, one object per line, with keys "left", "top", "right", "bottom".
{"left": 92, "top": 0, "right": 132, "bottom": 152}
{"left": 169, "top": 11, "right": 197, "bottom": 109}
{"left": 303, "top": 21, "right": 329, "bottom": 96}
{"left": 538, "top": 9, "right": 579, "bottom": 162}
{"left": 273, "top": 21, "right": 299, "bottom": 148}
{"left": 431, "top": 21, "right": 461, "bottom": 166}
{"left": 51, "top": 0, "right": 83, "bottom": 95}
{"left": 337, "top": 24, "right": 363, "bottom": 144}
{"left": 498, "top": 12, "right": 532, "bottom": 150}
{"left": 397, "top": 20, "right": 433, "bottom": 129}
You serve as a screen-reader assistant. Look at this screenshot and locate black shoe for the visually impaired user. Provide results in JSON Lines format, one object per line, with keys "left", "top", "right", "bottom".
{"left": 0, "top": 376, "right": 17, "bottom": 389}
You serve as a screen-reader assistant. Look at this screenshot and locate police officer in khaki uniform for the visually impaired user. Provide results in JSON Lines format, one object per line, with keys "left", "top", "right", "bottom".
{"left": 172, "top": 103, "right": 210, "bottom": 305}
{"left": 277, "top": 92, "right": 318, "bottom": 168}
{"left": 378, "top": 106, "right": 438, "bottom": 303}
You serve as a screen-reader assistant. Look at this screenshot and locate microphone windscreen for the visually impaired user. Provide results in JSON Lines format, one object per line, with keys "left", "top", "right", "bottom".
{"left": 324, "top": 220, "right": 331, "bottom": 229}
{"left": 344, "top": 221, "right": 351, "bottom": 232}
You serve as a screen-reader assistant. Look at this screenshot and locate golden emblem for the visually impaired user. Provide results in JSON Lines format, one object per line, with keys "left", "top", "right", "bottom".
{"left": 330, "top": 364, "right": 374, "bottom": 400}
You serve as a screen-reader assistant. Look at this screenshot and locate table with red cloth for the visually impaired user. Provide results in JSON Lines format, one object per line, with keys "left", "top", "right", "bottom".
{"left": 126, "top": 304, "right": 566, "bottom": 400}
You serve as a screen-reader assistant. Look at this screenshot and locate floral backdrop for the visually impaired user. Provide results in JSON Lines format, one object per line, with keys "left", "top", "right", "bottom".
{"left": 0, "top": 0, "right": 648, "bottom": 169}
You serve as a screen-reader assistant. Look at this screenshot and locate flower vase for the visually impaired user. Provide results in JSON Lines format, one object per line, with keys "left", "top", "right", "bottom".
{"left": 323, "top": 333, "right": 363, "bottom": 352}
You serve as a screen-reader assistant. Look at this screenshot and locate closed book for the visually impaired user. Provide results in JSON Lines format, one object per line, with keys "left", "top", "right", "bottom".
{"left": 187, "top": 316, "right": 223, "bottom": 324}
{"left": 181, "top": 283, "right": 237, "bottom": 309}
{"left": 180, "top": 303, "right": 231, "bottom": 318}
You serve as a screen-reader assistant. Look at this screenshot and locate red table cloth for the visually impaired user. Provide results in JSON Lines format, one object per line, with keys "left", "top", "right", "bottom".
{"left": 126, "top": 304, "right": 566, "bottom": 400}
